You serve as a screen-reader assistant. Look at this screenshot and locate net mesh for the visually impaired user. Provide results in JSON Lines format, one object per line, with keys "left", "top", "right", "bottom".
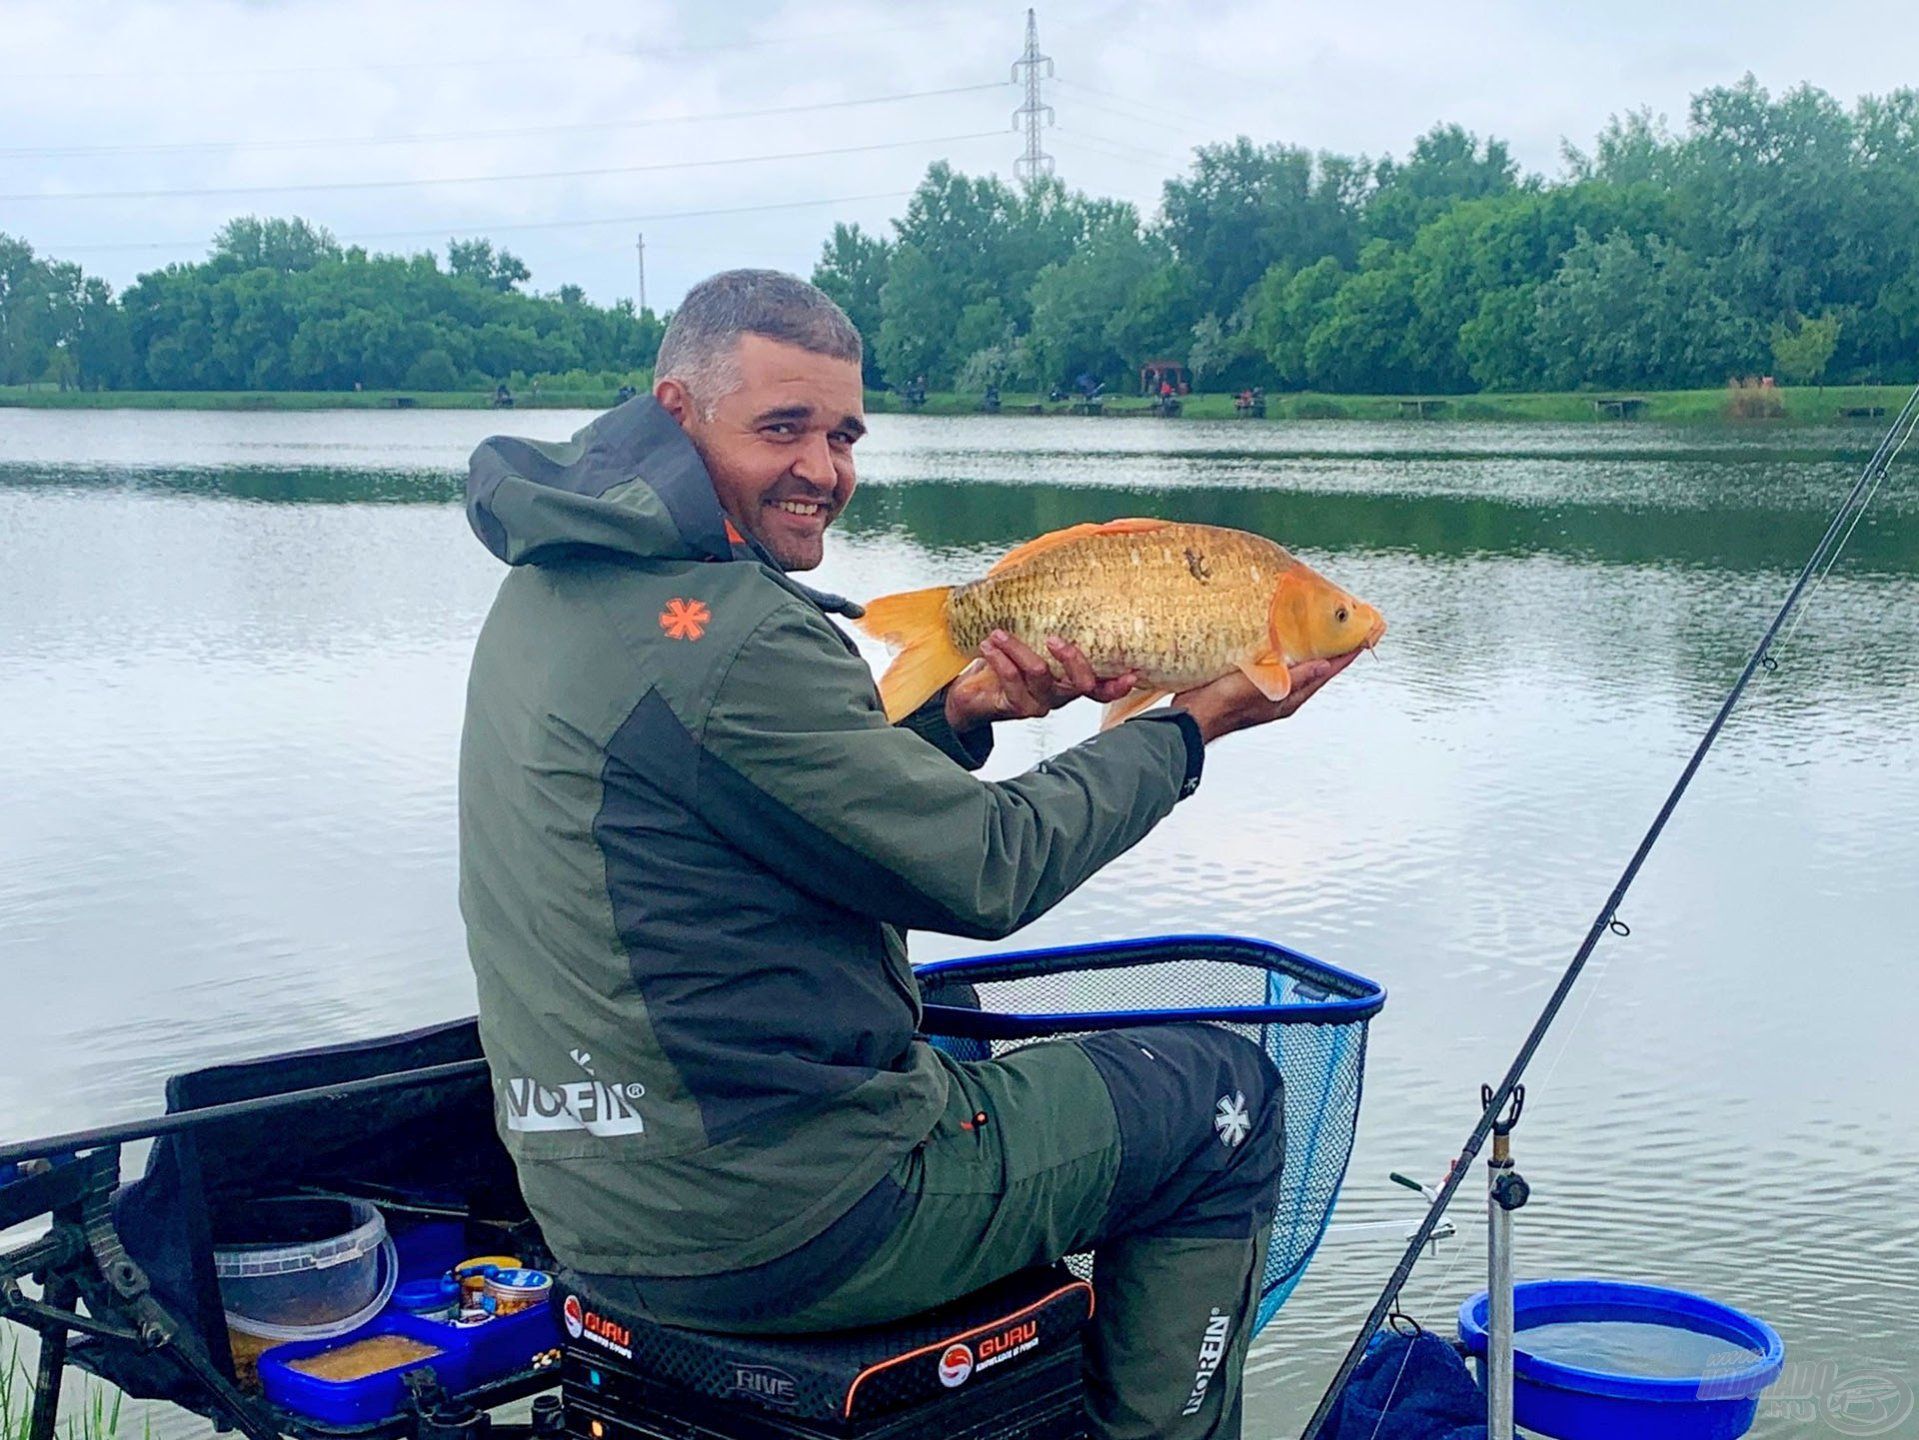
{"left": 916, "top": 938, "right": 1378, "bottom": 1335}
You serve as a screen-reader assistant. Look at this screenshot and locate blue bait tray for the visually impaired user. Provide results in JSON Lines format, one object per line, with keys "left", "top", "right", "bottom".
{"left": 259, "top": 1304, "right": 562, "bottom": 1425}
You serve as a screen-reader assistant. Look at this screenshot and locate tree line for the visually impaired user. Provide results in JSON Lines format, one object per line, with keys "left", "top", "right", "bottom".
{"left": 4, "top": 75, "right": 1917, "bottom": 397}
{"left": 0, "top": 218, "right": 663, "bottom": 393}
{"left": 814, "top": 76, "right": 1919, "bottom": 396}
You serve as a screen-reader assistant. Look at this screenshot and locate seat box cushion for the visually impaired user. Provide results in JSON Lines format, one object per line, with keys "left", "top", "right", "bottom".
{"left": 559, "top": 1264, "right": 1090, "bottom": 1426}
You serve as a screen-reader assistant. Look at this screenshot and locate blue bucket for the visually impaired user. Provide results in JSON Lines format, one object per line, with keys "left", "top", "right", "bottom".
{"left": 1458, "top": 1280, "right": 1784, "bottom": 1440}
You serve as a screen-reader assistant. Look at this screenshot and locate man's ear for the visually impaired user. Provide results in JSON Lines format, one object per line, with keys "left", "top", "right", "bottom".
{"left": 654, "top": 376, "right": 697, "bottom": 427}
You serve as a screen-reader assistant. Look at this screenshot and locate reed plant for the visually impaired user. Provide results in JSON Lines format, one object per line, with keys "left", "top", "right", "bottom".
{"left": 0, "top": 1336, "right": 146, "bottom": 1440}
{"left": 1725, "top": 376, "right": 1788, "bottom": 419}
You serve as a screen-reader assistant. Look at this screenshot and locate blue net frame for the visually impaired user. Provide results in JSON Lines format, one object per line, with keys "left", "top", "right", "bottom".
{"left": 915, "top": 934, "right": 1385, "bottom": 1334}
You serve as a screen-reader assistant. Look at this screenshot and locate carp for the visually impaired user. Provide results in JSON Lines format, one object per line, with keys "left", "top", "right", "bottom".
{"left": 858, "top": 517, "right": 1386, "bottom": 729}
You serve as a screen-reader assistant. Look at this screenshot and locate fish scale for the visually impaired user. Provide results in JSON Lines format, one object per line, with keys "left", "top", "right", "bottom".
{"left": 945, "top": 524, "right": 1296, "bottom": 690}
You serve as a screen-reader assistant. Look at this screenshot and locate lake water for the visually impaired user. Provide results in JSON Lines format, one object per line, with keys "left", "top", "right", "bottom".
{"left": 3, "top": 408, "right": 1916, "bottom": 1438}
{"left": 1514, "top": 1318, "right": 1762, "bottom": 1381}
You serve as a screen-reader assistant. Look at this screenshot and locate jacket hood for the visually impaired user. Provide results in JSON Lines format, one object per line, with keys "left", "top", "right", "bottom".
{"left": 465, "top": 394, "right": 864, "bottom": 617}
{"left": 467, "top": 395, "right": 732, "bottom": 568}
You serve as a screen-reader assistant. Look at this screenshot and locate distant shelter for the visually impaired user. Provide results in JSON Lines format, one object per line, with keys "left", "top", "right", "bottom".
{"left": 1140, "top": 360, "right": 1190, "bottom": 396}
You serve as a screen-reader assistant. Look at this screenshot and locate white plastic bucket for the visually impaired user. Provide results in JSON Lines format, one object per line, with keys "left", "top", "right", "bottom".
{"left": 214, "top": 1197, "right": 397, "bottom": 1341}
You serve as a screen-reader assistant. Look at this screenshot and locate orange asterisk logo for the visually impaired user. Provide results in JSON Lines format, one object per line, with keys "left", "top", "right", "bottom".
{"left": 659, "top": 597, "right": 711, "bottom": 641}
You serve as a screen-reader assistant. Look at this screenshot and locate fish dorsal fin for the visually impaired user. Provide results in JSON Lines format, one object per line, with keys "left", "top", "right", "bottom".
{"left": 988, "top": 517, "right": 1169, "bottom": 577}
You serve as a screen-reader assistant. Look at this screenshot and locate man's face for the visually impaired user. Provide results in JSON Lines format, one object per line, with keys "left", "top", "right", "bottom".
{"left": 656, "top": 334, "right": 865, "bottom": 572}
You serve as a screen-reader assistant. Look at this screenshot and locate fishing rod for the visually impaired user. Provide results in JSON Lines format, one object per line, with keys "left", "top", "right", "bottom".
{"left": 0, "top": 1059, "right": 489, "bottom": 1169}
{"left": 1298, "top": 380, "right": 1919, "bottom": 1440}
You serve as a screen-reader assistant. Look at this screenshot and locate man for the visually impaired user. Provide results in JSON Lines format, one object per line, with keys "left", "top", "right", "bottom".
{"left": 461, "top": 270, "right": 1358, "bottom": 1439}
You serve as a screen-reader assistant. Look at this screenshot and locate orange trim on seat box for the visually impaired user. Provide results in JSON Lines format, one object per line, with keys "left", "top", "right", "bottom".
{"left": 839, "top": 1280, "right": 1094, "bottom": 1419}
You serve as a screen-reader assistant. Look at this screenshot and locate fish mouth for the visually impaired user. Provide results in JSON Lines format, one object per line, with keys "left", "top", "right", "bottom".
{"left": 1363, "top": 614, "right": 1388, "bottom": 649}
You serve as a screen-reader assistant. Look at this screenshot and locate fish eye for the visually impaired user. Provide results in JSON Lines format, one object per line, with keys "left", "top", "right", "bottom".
{"left": 1335, "top": 605, "right": 1349, "bottom": 623}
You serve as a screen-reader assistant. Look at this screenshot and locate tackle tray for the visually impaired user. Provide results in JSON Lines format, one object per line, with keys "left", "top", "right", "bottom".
{"left": 0, "top": 1019, "right": 551, "bottom": 1440}
{"left": 258, "top": 1304, "right": 564, "bottom": 1427}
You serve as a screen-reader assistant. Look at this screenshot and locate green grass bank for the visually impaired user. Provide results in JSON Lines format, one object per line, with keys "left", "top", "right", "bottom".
{"left": 0, "top": 387, "right": 581, "bottom": 412}
{"left": 863, "top": 384, "right": 1913, "bottom": 424}
{"left": 3, "top": 382, "right": 1910, "bottom": 424}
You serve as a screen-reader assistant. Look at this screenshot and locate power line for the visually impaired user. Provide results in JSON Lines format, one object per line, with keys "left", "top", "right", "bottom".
{"left": 0, "top": 131, "right": 1004, "bottom": 204}
{"left": 357, "top": 191, "right": 908, "bottom": 243}
{"left": 0, "top": 83, "right": 1013, "bottom": 162}
{"left": 7, "top": 15, "right": 978, "bottom": 82}
{"left": 1055, "top": 88, "right": 1217, "bottom": 142}
{"left": 1053, "top": 88, "right": 1178, "bottom": 133}
{"left": 40, "top": 190, "right": 915, "bottom": 255}
{"left": 1053, "top": 129, "right": 1190, "bottom": 168}
{"left": 1142, "top": 50, "right": 1273, "bottom": 94}
{"left": 1053, "top": 78, "right": 1217, "bottom": 130}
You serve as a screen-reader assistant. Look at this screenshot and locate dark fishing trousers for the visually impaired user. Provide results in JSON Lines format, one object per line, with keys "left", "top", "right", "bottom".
{"left": 584, "top": 1024, "right": 1284, "bottom": 1440}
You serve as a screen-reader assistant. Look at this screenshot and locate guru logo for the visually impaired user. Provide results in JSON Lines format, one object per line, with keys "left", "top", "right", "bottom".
{"left": 581, "top": 1310, "right": 633, "bottom": 1360}
{"left": 976, "top": 1319, "right": 1039, "bottom": 1372}
{"left": 937, "top": 1343, "right": 974, "bottom": 1389}
{"left": 562, "top": 1294, "right": 584, "bottom": 1339}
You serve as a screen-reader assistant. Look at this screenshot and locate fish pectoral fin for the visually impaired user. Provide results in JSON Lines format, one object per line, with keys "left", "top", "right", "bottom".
{"left": 988, "top": 517, "right": 1169, "bottom": 576}
{"left": 1099, "top": 687, "right": 1172, "bottom": 731}
{"left": 1237, "top": 654, "right": 1293, "bottom": 702}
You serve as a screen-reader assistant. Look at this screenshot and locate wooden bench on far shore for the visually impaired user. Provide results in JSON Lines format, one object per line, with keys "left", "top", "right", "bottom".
{"left": 1591, "top": 396, "right": 1649, "bottom": 418}
{"left": 1838, "top": 405, "right": 1886, "bottom": 419}
{"left": 1397, "top": 398, "right": 1447, "bottom": 418}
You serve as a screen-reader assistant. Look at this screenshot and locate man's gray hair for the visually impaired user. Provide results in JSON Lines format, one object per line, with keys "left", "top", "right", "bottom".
{"left": 655, "top": 269, "right": 862, "bottom": 417}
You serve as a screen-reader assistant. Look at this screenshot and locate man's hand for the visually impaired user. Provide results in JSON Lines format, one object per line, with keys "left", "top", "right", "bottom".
{"left": 1172, "top": 649, "right": 1364, "bottom": 744}
{"left": 945, "top": 631, "right": 1139, "bottom": 730}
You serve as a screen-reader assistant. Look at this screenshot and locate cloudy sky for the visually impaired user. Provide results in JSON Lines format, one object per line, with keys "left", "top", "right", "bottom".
{"left": 5, "top": 0, "right": 1915, "bottom": 309}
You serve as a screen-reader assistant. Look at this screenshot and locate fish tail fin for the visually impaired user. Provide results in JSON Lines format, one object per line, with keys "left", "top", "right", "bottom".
{"left": 857, "top": 586, "right": 967, "bottom": 721}
{"left": 1100, "top": 687, "right": 1172, "bottom": 731}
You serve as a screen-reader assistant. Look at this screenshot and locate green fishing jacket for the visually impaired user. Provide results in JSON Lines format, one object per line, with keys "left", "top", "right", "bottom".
{"left": 459, "top": 397, "right": 1201, "bottom": 1278}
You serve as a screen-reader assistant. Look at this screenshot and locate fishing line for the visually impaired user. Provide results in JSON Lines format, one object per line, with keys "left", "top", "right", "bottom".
{"left": 1769, "top": 397, "right": 1919, "bottom": 663}
{"left": 1353, "top": 946, "right": 1623, "bottom": 1440}
{"left": 1300, "top": 378, "right": 1919, "bottom": 1440}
